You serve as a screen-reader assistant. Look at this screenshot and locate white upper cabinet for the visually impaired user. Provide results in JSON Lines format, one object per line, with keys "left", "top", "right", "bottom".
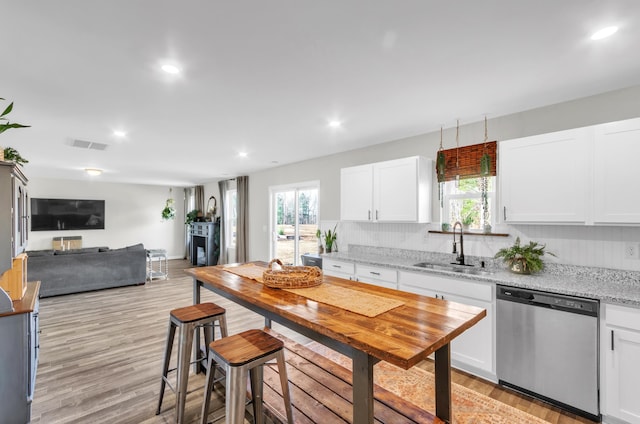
{"left": 499, "top": 117, "right": 640, "bottom": 225}
{"left": 593, "top": 118, "right": 640, "bottom": 224}
{"left": 340, "top": 164, "right": 373, "bottom": 221}
{"left": 341, "top": 156, "right": 431, "bottom": 223}
{"left": 499, "top": 128, "right": 590, "bottom": 223}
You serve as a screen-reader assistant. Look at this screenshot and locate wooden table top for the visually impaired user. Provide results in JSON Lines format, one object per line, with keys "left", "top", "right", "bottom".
{"left": 187, "top": 263, "right": 486, "bottom": 370}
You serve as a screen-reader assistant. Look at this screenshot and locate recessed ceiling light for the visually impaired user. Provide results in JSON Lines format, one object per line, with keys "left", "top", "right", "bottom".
{"left": 239, "top": 151, "right": 248, "bottom": 158}
{"left": 328, "top": 120, "right": 342, "bottom": 128}
{"left": 113, "top": 130, "right": 126, "bottom": 138}
{"left": 161, "top": 64, "right": 180, "bottom": 74}
{"left": 85, "top": 168, "right": 102, "bottom": 176}
{"left": 591, "top": 26, "right": 618, "bottom": 40}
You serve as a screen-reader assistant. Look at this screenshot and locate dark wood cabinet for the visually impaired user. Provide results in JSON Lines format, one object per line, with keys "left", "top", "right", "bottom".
{"left": 190, "top": 221, "right": 220, "bottom": 266}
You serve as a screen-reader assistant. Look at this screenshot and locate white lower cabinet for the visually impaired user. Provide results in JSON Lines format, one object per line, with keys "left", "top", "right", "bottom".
{"left": 355, "top": 264, "right": 398, "bottom": 290}
{"left": 322, "top": 259, "right": 355, "bottom": 280}
{"left": 399, "top": 271, "right": 495, "bottom": 380}
{"left": 602, "top": 303, "right": 640, "bottom": 424}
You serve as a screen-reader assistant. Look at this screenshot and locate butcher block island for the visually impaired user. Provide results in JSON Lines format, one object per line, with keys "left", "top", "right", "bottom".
{"left": 187, "top": 262, "right": 486, "bottom": 424}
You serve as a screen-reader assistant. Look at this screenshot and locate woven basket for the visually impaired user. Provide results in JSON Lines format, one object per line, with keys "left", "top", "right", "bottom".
{"left": 262, "top": 259, "right": 323, "bottom": 289}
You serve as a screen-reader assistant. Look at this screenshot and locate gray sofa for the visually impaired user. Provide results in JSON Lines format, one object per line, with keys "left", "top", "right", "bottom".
{"left": 27, "top": 243, "right": 147, "bottom": 297}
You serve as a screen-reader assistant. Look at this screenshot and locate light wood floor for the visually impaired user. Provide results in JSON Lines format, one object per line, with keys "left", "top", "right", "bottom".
{"left": 31, "top": 260, "right": 596, "bottom": 424}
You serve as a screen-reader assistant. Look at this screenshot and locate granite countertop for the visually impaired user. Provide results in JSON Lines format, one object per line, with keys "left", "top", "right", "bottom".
{"left": 324, "top": 247, "right": 640, "bottom": 307}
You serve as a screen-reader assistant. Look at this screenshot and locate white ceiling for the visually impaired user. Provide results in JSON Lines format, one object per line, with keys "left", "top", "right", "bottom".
{"left": 3, "top": 1, "right": 640, "bottom": 186}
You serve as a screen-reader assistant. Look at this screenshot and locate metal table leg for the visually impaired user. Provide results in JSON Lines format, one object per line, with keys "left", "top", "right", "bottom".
{"left": 434, "top": 343, "right": 452, "bottom": 423}
{"left": 352, "top": 349, "right": 378, "bottom": 424}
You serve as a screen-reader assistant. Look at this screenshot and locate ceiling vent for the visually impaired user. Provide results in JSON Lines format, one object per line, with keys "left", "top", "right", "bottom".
{"left": 72, "top": 139, "right": 108, "bottom": 151}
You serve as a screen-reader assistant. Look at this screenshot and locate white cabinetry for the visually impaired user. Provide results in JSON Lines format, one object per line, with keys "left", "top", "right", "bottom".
{"left": 593, "top": 118, "right": 640, "bottom": 224}
{"left": 322, "top": 258, "right": 355, "bottom": 280}
{"left": 602, "top": 303, "right": 640, "bottom": 424}
{"left": 499, "top": 117, "right": 640, "bottom": 225}
{"left": 340, "top": 164, "right": 373, "bottom": 221}
{"left": 341, "top": 156, "right": 431, "bottom": 223}
{"left": 0, "top": 163, "right": 28, "bottom": 275}
{"left": 499, "top": 128, "right": 589, "bottom": 223}
{"left": 399, "top": 271, "right": 495, "bottom": 380}
{"left": 355, "top": 264, "right": 397, "bottom": 290}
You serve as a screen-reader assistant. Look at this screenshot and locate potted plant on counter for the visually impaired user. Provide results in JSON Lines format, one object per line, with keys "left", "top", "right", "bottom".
{"left": 323, "top": 225, "right": 337, "bottom": 253}
{"left": 494, "top": 237, "right": 556, "bottom": 274}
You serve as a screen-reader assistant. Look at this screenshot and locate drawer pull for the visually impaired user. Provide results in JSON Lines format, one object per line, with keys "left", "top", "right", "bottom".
{"left": 332, "top": 265, "right": 342, "bottom": 268}
{"left": 611, "top": 330, "right": 614, "bottom": 351}
{"left": 370, "top": 271, "right": 381, "bottom": 276}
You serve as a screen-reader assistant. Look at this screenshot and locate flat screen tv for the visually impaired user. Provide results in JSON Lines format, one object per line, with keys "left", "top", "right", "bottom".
{"left": 31, "top": 198, "right": 105, "bottom": 231}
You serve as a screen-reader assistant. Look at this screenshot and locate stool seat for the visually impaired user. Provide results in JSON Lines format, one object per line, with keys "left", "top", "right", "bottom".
{"left": 209, "top": 328, "right": 284, "bottom": 366}
{"left": 171, "top": 303, "right": 226, "bottom": 323}
{"left": 157, "top": 302, "right": 228, "bottom": 424}
{"left": 201, "top": 329, "right": 294, "bottom": 424}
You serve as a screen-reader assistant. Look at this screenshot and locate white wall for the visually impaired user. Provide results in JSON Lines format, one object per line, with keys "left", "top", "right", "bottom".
{"left": 246, "top": 84, "right": 640, "bottom": 271}
{"left": 28, "top": 178, "right": 187, "bottom": 259}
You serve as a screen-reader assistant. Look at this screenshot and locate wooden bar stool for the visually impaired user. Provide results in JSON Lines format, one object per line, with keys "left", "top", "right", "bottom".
{"left": 156, "top": 302, "right": 228, "bottom": 424}
{"left": 201, "top": 329, "right": 294, "bottom": 424}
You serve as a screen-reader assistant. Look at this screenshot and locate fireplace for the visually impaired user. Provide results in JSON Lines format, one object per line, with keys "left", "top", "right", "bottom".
{"left": 190, "top": 221, "right": 220, "bottom": 266}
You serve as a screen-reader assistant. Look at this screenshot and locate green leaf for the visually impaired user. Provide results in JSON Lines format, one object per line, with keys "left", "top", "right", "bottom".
{"left": 0, "top": 102, "right": 14, "bottom": 118}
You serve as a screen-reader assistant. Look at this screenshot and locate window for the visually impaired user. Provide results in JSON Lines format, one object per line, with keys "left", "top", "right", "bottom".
{"left": 270, "top": 182, "right": 319, "bottom": 265}
{"left": 225, "top": 189, "right": 237, "bottom": 249}
{"left": 441, "top": 176, "right": 495, "bottom": 230}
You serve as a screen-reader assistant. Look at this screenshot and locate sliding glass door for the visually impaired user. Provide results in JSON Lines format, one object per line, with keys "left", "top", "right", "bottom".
{"left": 270, "top": 182, "right": 319, "bottom": 265}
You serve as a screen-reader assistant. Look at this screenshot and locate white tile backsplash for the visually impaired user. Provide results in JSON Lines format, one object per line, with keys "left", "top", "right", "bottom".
{"left": 334, "top": 221, "right": 640, "bottom": 271}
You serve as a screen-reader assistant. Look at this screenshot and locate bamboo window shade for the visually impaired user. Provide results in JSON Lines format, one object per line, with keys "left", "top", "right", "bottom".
{"left": 436, "top": 141, "right": 497, "bottom": 182}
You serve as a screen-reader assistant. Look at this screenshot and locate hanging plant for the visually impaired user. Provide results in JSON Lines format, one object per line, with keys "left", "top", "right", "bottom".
{"left": 480, "top": 117, "right": 492, "bottom": 176}
{"left": 161, "top": 198, "right": 176, "bottom": 220}
{"left": 436, "top": 150, "right": 446, "bottom": 181}
{"left": 161, "top": 189, "right": 176, "bottom": 221}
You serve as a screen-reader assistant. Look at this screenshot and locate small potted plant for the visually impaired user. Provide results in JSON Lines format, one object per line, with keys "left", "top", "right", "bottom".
{"left": 0, "top": 98, "right": 30, "bottom": 163}
{"left": 494, "top": 237, "right": 556, "bottom": 274}
{"left": 461, "top": 213, "right": 474, "bottom": 231}
{"left": 323, "top": 224, "right": 337, "bottom": 253}
{"left": 161, "top": 198, "right": 176, "bottom": 220}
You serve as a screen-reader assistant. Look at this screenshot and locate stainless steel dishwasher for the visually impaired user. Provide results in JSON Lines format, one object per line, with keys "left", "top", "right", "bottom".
{"left": 496, "top": 285, "right": 600, "bottom": 421}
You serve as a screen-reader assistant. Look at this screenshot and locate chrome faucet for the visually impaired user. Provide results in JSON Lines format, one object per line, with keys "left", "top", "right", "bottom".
{"left": 452, "top": 221, "right": 465, "bottom": 265}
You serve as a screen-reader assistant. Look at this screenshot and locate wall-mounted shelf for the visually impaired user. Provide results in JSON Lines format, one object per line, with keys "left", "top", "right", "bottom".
{"left": 428, "top": 230, "right": 509, "bottom": 237}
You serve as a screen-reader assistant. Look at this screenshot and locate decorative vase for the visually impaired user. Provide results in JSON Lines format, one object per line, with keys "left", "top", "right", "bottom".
{"left": 0, "top": 147, "right": 4, "bottom": 162}
{"left": 510, "top": 261, "right": 530, "bottom": 275}
{"left": 483, "top": 224, "right": 492, "bottom": 234}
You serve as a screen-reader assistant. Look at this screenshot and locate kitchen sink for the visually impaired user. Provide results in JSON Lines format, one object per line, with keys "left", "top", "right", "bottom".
{"left": 412, "top": 261, "right": 493, "bottom": 276}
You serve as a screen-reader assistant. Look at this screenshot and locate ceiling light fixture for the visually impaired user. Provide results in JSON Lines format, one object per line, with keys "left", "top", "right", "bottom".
{"left": 113, "top": 130, "right": 126, "bottom": 138}
{"left": 328, "top": 120, "right": 342, "bottom": 128}
{"left": 161, "top": 64, "right": 180, "bottom": 74}
{"left": 238, "top": 151, "right": 248, "bottom": 158}
{"left": 85, "top": 168, "right": 103, "bottom": 176}
{"left": 591, "top": 26, "right": 618, "bottom": 40}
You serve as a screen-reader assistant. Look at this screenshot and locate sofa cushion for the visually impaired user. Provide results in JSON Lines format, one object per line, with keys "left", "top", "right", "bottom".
{"left": 126, "top": 243, "right": 145, "bottom": 251}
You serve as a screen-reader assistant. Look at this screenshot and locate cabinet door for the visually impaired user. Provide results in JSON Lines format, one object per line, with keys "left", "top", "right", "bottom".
{"left": 398, "top": 271, "right": 494, "bottom": 376}
{"left": 593, "top": 118, "right": 640, "bottom": 224}
{"left": 604, "top": 327, "right": 640, "bottom": 423}
{"left": 374, "top": 157, "right": 421, "bottom": 222}
{"left": 340, "top": 164, "right": 373, "bottom": 221}
{"left": 499, "top": 128, "right": 590, "bottom": 223}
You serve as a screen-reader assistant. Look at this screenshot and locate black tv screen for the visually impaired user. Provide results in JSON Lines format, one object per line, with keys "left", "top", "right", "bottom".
{"left": 31, "top": 198, "right": 105, "bottom": 231}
